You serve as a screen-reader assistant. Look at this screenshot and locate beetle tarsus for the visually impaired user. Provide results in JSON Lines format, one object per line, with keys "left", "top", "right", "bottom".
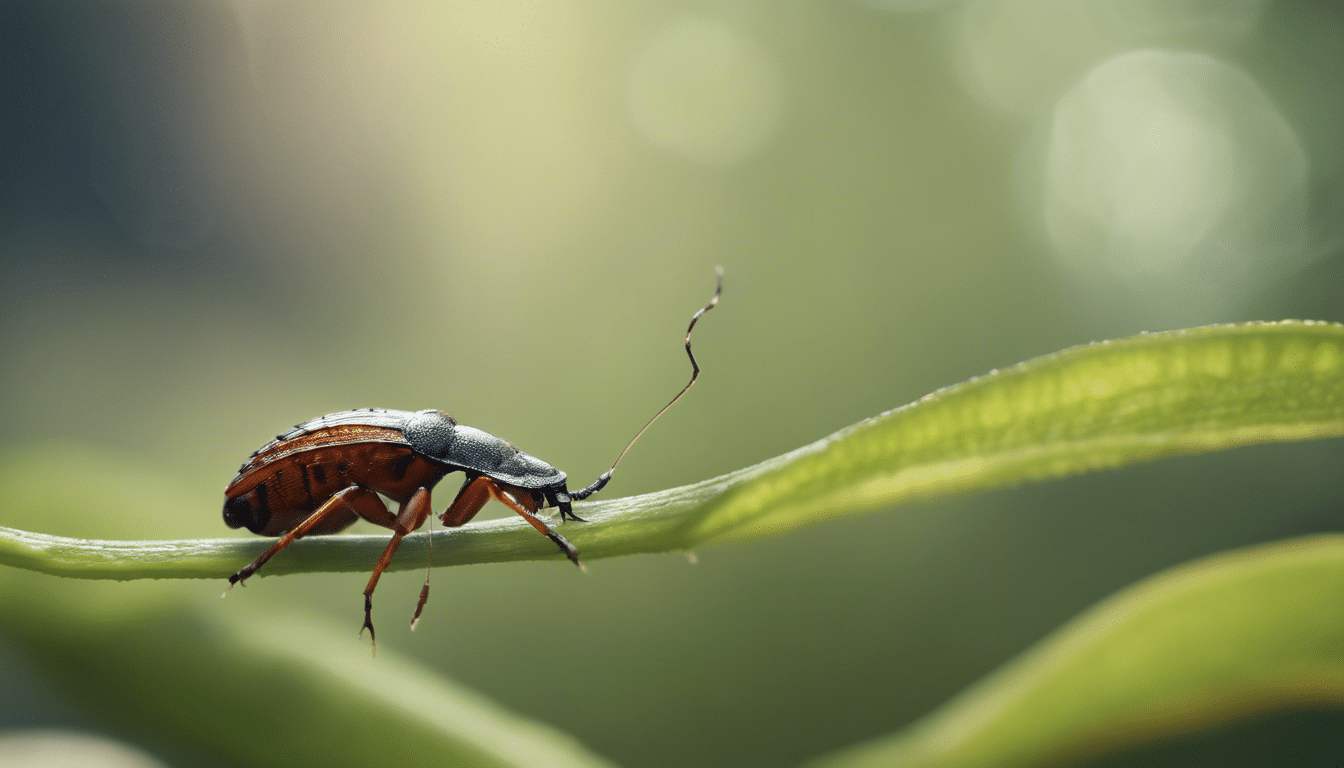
{"left": 223, "top": 571, "right": 249, "bottom": 594}
{"left": 411, "top": 582, "right": 431, "bottom": 631}
{"left": 360, "top": 594, "right": 377, "bottom": 650}
{"left": 540, "top": 527, "right": 581, "bottom": 566}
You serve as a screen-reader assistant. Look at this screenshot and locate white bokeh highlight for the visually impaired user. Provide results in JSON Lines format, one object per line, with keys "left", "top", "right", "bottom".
{"left": 1043, "top": 50, "right": 1309, "bottom": 298}
{"left": 627, "top": 16, "right": 785, "bottom": 166}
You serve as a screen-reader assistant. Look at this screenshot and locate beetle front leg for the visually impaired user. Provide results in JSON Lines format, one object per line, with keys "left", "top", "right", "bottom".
{"left": 444, "top": 476, "right": 583, "bottom": 568}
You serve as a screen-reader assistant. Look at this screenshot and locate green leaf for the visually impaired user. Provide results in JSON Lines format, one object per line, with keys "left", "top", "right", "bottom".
{"left": 1, "top": 320, "right": 1343, "bottom": 578}
{"left": 803, "top": 534, "right": 1344, "bottom": 768}
{"left": 3, "top": 593, "right": 618, "bottom": 768}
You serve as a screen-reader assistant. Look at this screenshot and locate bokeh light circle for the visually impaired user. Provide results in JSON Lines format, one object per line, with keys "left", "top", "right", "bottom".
{"left": 627, "top": 16, "right": 785, "bottom": 166}
{"left": 1043, "top": 50, "right": 1308, "bottom": 298}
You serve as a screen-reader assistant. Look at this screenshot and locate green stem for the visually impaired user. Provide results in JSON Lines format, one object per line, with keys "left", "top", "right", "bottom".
{"left": 3, "top": 320, "right": 1343, "bottom": 581}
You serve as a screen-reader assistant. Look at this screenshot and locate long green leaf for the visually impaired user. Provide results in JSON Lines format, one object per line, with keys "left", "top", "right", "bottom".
{"left": 804, "top": 534, "right": 1344, "bottom": 768}
{"left": 2, "top": 592, "right": 618, "bottom": 768}
{"left": 1, "top": 320, "right": 1342, "bottom": 579}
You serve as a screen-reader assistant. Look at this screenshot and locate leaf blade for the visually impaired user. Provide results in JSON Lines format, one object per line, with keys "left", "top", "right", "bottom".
{"left": 804, "top": 534, "right": 1344, "bottom": 768}
{"left": 2, "top": 594, "right": 620, "bottom": 768}
{"left": 691, "top": 320, "right": 1344, "bottom": 540}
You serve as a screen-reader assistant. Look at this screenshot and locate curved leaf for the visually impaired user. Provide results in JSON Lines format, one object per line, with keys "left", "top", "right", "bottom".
{"left": 1, "top": 320, "right": 1342, "bottom": 579}
{"left": 804, "top": 534, "right": 1344, "bottom": 768}
{"left": 2, "top": 592, "right": 618, "bottom": 768}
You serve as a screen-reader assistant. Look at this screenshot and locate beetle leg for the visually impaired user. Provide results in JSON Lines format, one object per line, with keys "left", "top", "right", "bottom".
{"left": 444, "top": 476, "right": 582, "bottom": 568}
{"left": 412, "top": 515, "right": 433, "bottom": 632}
{"left": 227, "top": 485, "right": 384, "bottom": 589}
{"left": 359, "top": 487, "right": 433, "bottom": 646}
{"left": 441, "top": 474, "right": 507, "bottom": 526}
{"left": 546, "top": 489, "right": 585, "bottom": 523}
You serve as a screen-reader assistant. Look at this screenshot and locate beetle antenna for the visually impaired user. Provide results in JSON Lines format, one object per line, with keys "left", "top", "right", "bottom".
{"left": 570, "top": 266, "right": 723, "bottom": 502}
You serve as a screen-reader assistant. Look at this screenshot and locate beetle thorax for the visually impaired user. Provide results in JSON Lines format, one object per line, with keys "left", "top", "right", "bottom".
{"left": 451, "top": 425, "right": 566, "bottom": 489}
{"left": 402, "top": 409, "right": 457, "bottom": 457}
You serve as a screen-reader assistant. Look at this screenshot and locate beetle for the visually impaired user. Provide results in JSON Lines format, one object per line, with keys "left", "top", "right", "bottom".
{"left": 223, "top": 268, "right": 722, "bottom": 643}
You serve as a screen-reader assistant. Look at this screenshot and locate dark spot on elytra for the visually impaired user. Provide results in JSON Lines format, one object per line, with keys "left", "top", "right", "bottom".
{"left": 390, "top": 452, "right": 414, "bottom": 481}
{"left": 300, "top": 464, "right": 315, "bottom": 507}
{"left": 253, "top": 482, "right": 272, "bottom": 527}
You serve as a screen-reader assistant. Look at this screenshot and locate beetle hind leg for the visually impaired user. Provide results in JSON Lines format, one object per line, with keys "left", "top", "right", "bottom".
{"left": 226, "top": 486, "right": 377, "bottom": 591}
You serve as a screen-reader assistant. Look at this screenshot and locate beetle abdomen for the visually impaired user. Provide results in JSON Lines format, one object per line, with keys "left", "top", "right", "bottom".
{"left": 224, "top": 431, "right": 451, "bottom": 535}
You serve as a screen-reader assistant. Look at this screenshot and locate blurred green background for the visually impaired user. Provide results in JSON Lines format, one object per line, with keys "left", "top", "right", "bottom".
{"left": 2, "top": 2, "right": 1344, "bottom": 766}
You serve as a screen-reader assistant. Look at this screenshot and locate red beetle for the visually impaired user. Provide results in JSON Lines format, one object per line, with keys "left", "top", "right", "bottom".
{"left": 223, "top": 270, "right": 722, "bottom": 642}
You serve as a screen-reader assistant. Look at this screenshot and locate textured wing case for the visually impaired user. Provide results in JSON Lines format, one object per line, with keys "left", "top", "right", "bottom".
{"left": 228, "top": 408, "right": 417, "bottom": 489}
